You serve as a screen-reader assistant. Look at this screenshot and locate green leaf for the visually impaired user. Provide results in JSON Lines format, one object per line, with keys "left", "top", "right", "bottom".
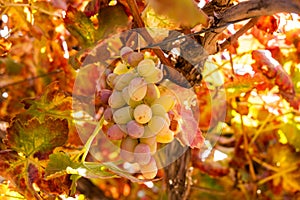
{"left": 21, "top": 82, "right": 72, "bottom": 122}
{"left": 45, "top": 152, "right": 80, "bottom": 178}
{"left": 64, "top": 7, "right": 96, "bottom": 47}
{"left": 281, "top": 122, "right": 300, "bottom": 149}
{"left": 96, "top": 5, "right": 129, "bottom": 40}
{"left": 147, "top": 0, "right": 210, "bottom": 28}
{"left": 6, "top": 115, "right": 68, "bottom": 157}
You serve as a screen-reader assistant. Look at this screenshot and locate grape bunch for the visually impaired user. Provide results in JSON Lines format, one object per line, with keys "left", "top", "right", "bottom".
{"left": 103, "top": 47, "right": 178, "bottom": 179}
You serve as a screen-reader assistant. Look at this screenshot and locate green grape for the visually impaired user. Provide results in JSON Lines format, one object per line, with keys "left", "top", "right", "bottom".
{"left": 137, "top": 59, "right": 156, "bottom": 77}
{"left": 152, "top": 95, "right": 176, "bottom": 112}
{"left": 150, "top": 104, "right": 166, "bottom": 117}
{"left": 144, "top": 83, "right": 160, "bottom": 104}
{"left": 134, "top": 143, "right": 151, "bottom": 165}
{"left": 156, "top": 122, "right": 174, "bottom": 143}
{"left": 126, "top": 120, "right": 144, "bottom": 138}
{"left": 114, "top": 72, "right": 136, "bottom": 91}
{"left": 107, "top": 124, "right": 126, "bottom": 140}
{"left": 140, "top": 136, "right": 157, "bottom": 155}
{"left": 140, "top": 156, "right": 158, "bottom": 179}
{"left": 133, "top": 104, "right": 152, "bottom": 124}
{"left": 113, "top": 106, "right": 133, "bottom": 124}
{"left": 114, "top": 63, "right": 132, "bottom": 75}
{"left": 120, "top": 136, "right": 138, "bottom": 163}
{"left": 117, "top": 124, "right": 128, "bottom": 134}
{"left": 142, "top": 125, "right": 156, "bottom": 138}
{"left": 148, "top": 116, "right": 167, "bottom": 135}
{"left": 144, "top": 68, "right": 163, "bottom": 83}
{"left": 108, "top": 90, "right": 126, "bottom": 109}
{"left": 106, "top": 73, "right": 118, "bottom": 88}
{"left": 151, "top": 104, "right": 171, "bottom": 125}
{"left": 122, "top": 87, "right": 142, "bottom": 108}
{"left": 128, "top": 77, "right": 147, "bottom": 101}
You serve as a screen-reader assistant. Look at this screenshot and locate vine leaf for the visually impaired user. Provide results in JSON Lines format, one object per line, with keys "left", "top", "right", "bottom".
{"left": 96, "top": 5, "right": 129, "bottom": 40}
{"left": 147, "top": 0, "right": 210, "bottom": 28}
{"left": 280, "top": 122, "right": 300, "bottom": 149}
{"left": 45, "top": 152, "right": 81, "bottom": 178}
{"left": 21, "top": 81, "right": 72, "bottom": 122}
{"left": 267, "top": 144, "right": 300, "bottom": 193}
{"left": 64, "top": 7, "right": 96, "bottom": 47}
{"left": 5, "top": 115, "right": 68, "bottom": 157}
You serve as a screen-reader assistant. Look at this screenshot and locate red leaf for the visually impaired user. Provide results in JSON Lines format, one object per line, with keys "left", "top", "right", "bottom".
{"left": 256, "top": 16, "right": 279, "bottom": 33}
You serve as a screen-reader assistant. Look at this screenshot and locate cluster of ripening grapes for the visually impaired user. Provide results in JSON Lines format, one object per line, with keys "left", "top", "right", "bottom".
{"left": 102, "top": 47, "right": 178, "bottom": 179}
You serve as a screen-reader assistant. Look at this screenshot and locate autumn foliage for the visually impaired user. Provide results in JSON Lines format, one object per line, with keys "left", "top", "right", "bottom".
{"left": 0, "top": 0, "right": 300, "bottom": 200}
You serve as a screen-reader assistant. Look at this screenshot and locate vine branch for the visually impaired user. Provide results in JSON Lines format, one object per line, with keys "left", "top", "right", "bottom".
{"left": 126, "top": 0, "right": 172, "bottom": 66}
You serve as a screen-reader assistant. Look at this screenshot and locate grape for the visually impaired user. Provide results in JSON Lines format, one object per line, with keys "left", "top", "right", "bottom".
{"left": 148, "top": 116, "right": 167, "bottom": 135}
{"left": 108, "top": 90, "right": 126, "bottom": 108}
{"left": 103, "top": 107, "right": 113, "bottom": 122}
{"left": 152, "top": 95, "right": 176, "bottom": 112}
{"left": 128, "top": 77, "right": 147, "bottom": 101}
{"left": 140, "top": 156, "right": 158, "bottom": 179}
{"left": 134, "top": 143, "right": 151, "bottom": 165}
{"left": 127, "top": 52, "right": 144, "bottom": 67}
{"left": 144, "top": 68, "right": 163, "bottom": 83}
{"left": 120, "top": 137, "right": 138, "bottom": 163}
{"left": 120, "top": 47, "right": 133, "bottom": 59}
{"left": 144, "top": 83, "right": 160, "bottom": 104}
{"left": 106, "top": 73, "right": 118, "bottom": 88}
{"left": 122, "top": 87, "right": 142, "bottom": 108}
{"left": 156, "top": 123, "right": 174, "bottom": 143}
{"left": 151, "top": 104, "right": 167, "bottom": 117}
{"left": 113, "top": 106, "right": 133, "bottom": 124}
{"left": 142, "top": 125, "right": 156, "bottom": 138}
{"left": 133, "top": 104, "right": 152, "bottom": 124}
{"left": 137, "top": 59, "right": 156, "bottom": 77}
{"left": 126, "top": 120, "right": 144, "bottom": 138}
{"left": 140, "top": 136, "right": 157, "bottom": 155}
{"left": 98, "top": 89, "right": 112, "bottom": 104}
{"left": 117, "top": 124, "right": 128, "bottom": 134}
{"left": 114, "top": 73, "right": 136, "bottom": 91}
{"left": 107, "top": 124, "right": 125, "bottom": 140}
{"left": 114, "top": 63, "right": 131, "bottom": 75}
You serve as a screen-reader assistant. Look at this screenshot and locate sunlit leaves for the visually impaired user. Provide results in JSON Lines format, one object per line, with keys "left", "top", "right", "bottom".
{"left": 21, "top": 82, "right": 72, "bottom": 122}
{"left": 266, "top": 144, "right": 300, "bottom": 193}
{"left": 6, "top": 115, "right": 68, "bottom": 157}
{"left": 64, "top": 7, "right": 96, "bottom": 47}
{"left": 147, "top": 0, "right": 210, "bottom": 28}
{"left": 97, "top": 5, "right": 129, "bottom": 40}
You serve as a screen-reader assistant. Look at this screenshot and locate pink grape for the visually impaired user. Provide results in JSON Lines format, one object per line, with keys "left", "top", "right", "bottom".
{"left": 99, "top": 89, "right": 112, "bottom": 104}
{"left": 103, "top": 107, "right": 113, "bottom": 122}
{"left": 134, "top": 143, "right": 151, "bottom": 165}
{"left": 120, "top": 137, "right": 138, "bottom": 163}
{"left": 126, "top": 120, "right": 144, "bottom": 138}
{"left": 127, "top": 52, "right": 144, "bottom": 67}
{"left": 140, "top": 156, "right": 158, "bottom": 179}
{"left": 107, "top": 124, "right": 126, "bottom": 140}
{"left": 140, "top": 136, "right": 157, "bottom": 155}
{"left": 120, "top": 47, "right": 133, "bottom": 59}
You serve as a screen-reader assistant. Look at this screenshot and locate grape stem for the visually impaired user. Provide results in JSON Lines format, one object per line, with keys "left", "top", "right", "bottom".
{"left": 81, "top": 116, "right": 105, "bottom": 162}
{"left": 126, "top": 0, "right": 172, "bottom": 67}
